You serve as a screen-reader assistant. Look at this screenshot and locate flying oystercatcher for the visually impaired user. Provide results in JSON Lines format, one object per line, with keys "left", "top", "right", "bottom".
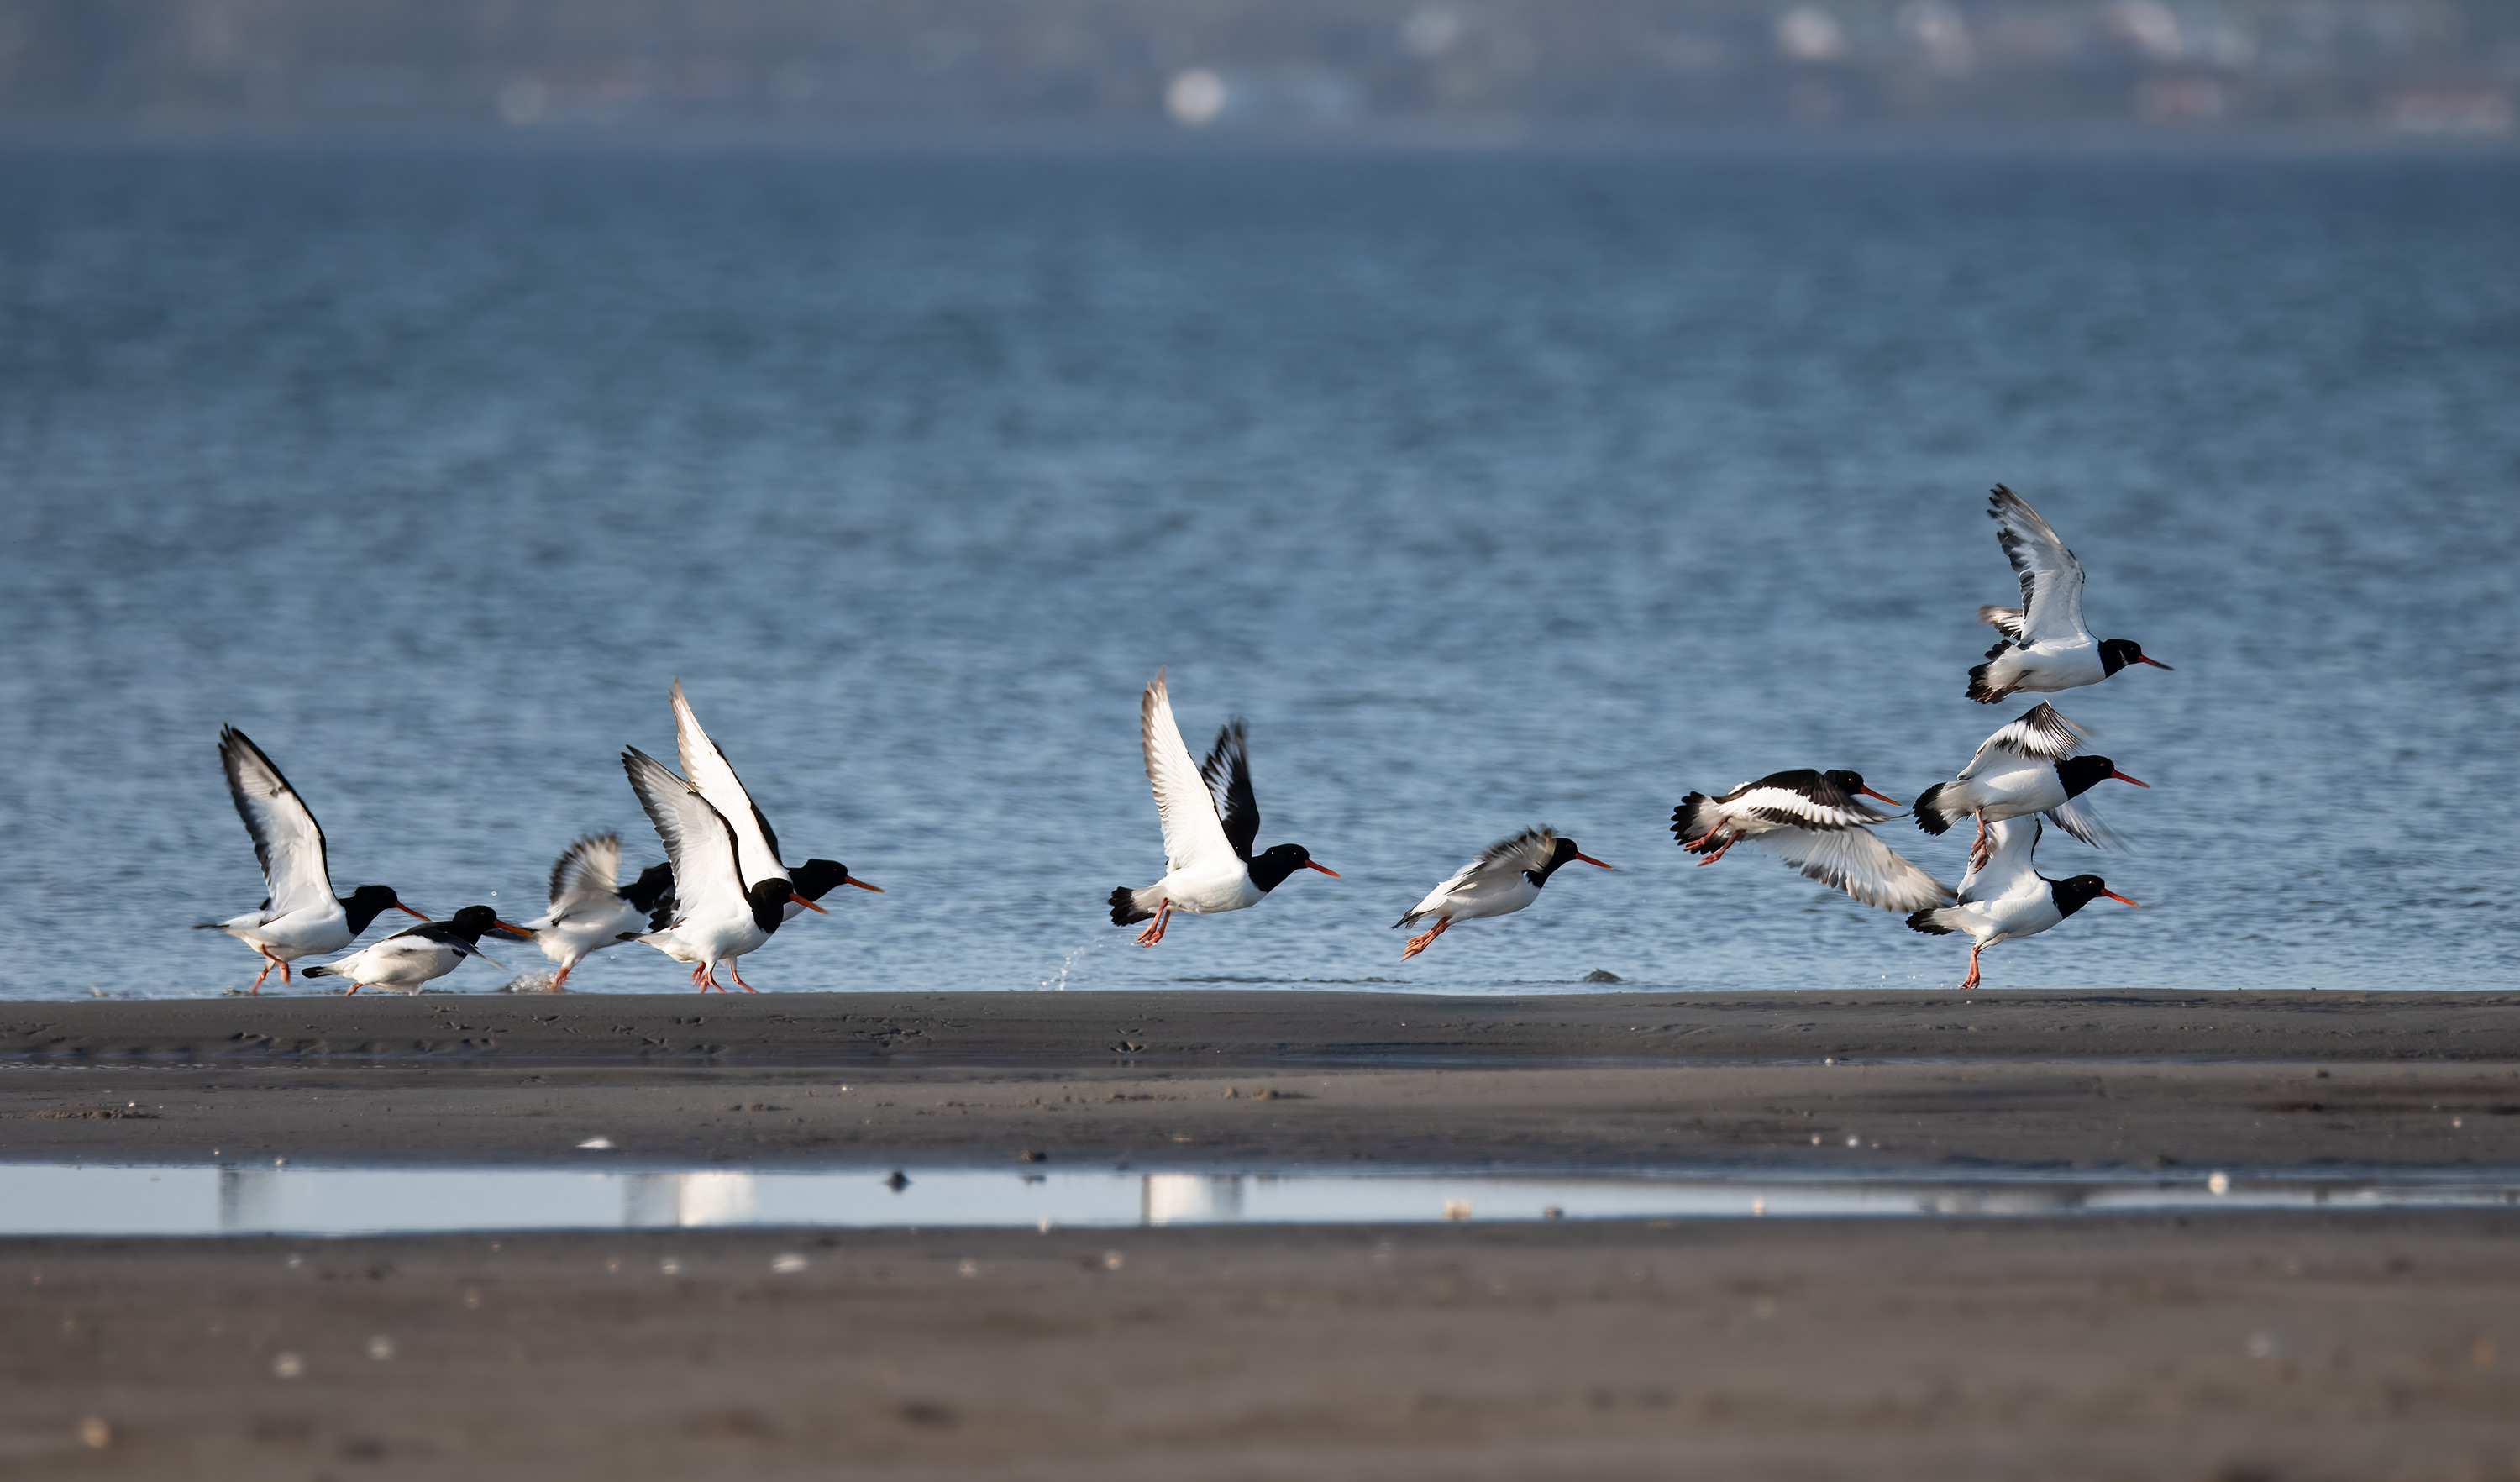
{"left": 1906, "top": 816, "right": 2141, "bottom": 991}
{"left": 513, "top": 833, "right": 677, "bottom": 991}
{"left": 1109, "top": 669, "right": 1336, "bottom": 947}
{"left": 302, "top": 905, "right": 533, "bottom": 996}
{"left": 620, "top": 745, "right": 822, "bottom": 992}
{"left": 194, "top": 726, "right": 428, "bottom": 993}
{"left": 1912, "top": 703, "right": 2146, "bottom": 869}
{"left": 1671, "top": 770, "right": 1953, "bottom": 912}
{"left": 1969, "top": 484, "right": 2171, "bottom": 703}
{"left": 668, "top": 681, "right": 879, "bottom": 925}
{"left": 1394, "top": 828, "right": 1610, "bottom": 960}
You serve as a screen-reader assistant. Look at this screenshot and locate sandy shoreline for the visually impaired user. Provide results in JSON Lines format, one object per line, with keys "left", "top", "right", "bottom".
{"left": 7, "top": 991, "right": 2519, "bottom": 1478}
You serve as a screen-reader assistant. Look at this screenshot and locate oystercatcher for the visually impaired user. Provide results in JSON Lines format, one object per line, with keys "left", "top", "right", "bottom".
{"left": 668, "top": 681, "right": 875, "bottom": 926}
{"left": 620, "top": 746, "right": 819, "bottom": 992}
{"left": 1912, "top": 703, "right": 2146, "bottom": 868}
{"left": 1394, "top": 828, "right": 1610, "bottom": 960}
{"left": 1670, "top": 770, "right": 1953, "bottom": 912}
{"left": 514, "top": 834, "right": 678, "bottom": 991}
{"left": 1969, "top": 485, "right": 2171, "bottom": 703}
{"left": 1108, "top": 669, "right": 1336, "bottom": 946}
{"left": 302, "top": 905, "right": 533, "bottom": 996}
{"left": 1906, "top": 817, "right": 2142, "bottom": 991}
{"left": 194, "top": 726, "right": 428, "bottom": 994}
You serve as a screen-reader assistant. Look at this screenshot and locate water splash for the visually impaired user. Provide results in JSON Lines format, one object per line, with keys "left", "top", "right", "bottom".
{"left": 1036, "top": 933, "right": 1116, "bottom": 991}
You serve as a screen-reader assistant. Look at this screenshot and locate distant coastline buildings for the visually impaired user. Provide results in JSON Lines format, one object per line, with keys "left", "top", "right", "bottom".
{"left": 0, "top": 0, "right": 2510, "bottom": 138}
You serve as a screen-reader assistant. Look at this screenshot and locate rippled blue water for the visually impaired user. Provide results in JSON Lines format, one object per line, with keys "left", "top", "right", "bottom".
{"left": 3, "top": 145, "right": 2515, "bottom": 999}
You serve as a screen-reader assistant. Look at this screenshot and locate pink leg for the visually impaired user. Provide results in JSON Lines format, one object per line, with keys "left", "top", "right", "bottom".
{"left": 1958, "top": 941, "right": 1983, "bottom": 992}
{"left": 1400, "top": 917, "right": 1451, "bottom": 961}
{"left": 249, "top": 948, "right": 278, "bottom": 996}
{"left": 1135, "top": 900, "right": 1172, "bottom": 948}
{"left": 548, "top": 962, "right": 574, "bottom": 992}
{"left": 727, "top": 961, "right": 761, "bottom": 994}
{"left": 1695, "top": 833, "right": 1737, "bottom": 865}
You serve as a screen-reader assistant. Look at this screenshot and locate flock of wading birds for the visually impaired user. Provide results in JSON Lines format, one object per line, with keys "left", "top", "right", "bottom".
{"left": 200, "top": 486, "right": 2169, "bottom": 996}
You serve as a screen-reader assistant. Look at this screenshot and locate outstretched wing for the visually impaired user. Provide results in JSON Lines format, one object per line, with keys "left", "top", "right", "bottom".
{"left": 1714, "top": 770, "right": 1899, "bottom": 831}
{"left": 1958, "top": 816, "right": 2045, "bottom": 904}
{"left": 1977, "top": 606, "right": 2027, "bottom": 643}
{"left": 1141, "top": 670, "right": 1236, "bottom": 876}
{"left": 1741, "top": 827, "right": 1955, "bottom": 913}
{"left": 1987, "top": 486, "right": 2087, "bottom": 646}
{"left": 544, "top": 833, "right": 623, "bottom": 921}
{"left": 1965, "top": 702, "right": 2092, "bottom": 772}
{"left": 622, "top": 748, "right": 747, "bottom": 925}
{"left": 670, "top": 680, "right": 787, "bottom": 890}
{"left": 2042, "top": 795, "right": 2127, "bottom": 853}
{"left": 1199, "top": 719, "right": 1260, "bottom": 861}
{"left": 218, "top": 726, "right": 334, "bottom": 917}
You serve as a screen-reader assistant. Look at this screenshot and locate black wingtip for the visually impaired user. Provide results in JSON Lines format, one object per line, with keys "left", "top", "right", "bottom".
{"left": 1670, "top": 793, "right": 1714, "bottom": 849}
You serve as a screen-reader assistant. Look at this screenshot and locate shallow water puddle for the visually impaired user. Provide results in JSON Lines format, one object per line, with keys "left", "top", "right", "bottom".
{"left": 3, "top": 1164, "right": 2517, "bottom": 1238}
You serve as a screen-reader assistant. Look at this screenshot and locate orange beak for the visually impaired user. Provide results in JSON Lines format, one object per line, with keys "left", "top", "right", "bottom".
{"left": 2102, "top": 891, "right": 2144, "bottom": 908}
{"left": 1304, "top": 861, "right": 1341, "bottom": 877}
{"left": 397, "top": 904, "right": 432, "bottom": 921}
{"left": 1572, "top": 852, "right": 1614, "bottom": 870}
{"left": 845, "top": 878, "right": 885, "bottom": 892}
{"left": 2136, "top": 655, "right": 2174, "bottom": 670}
{"left": 1857, "top": 786, "right": 1903, "bottom": 807}
{"left": 2111, "top": 770, "right": 2150, "bottom": 788}
{"left": 493, "top": 920, "right": 537, "bottom": 939}
{"left": 790, "top": 892, "right": 830, "bottom": 915}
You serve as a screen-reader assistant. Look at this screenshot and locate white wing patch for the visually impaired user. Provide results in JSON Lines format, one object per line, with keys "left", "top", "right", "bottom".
{"left": 1141, "top": 670, "right": 1235, "bottom": 876}
{"left": 1977, "top": 605, "right": 2027, "bottom": 642}
{"left": 670, "top": 680, "right": 787, "bottom": 890}
{"left": 219, "top": 727, "right": 334, "bottom": 917}
{"left": 1988, "top": 486, "right": 2087, "bottom": 646}
{"left": 1717, "top": 786, "right": 1896, "bottom": 832}
{"left": 2042, "top": 794, "right": 2126, "bottom": 853}
{"left": 622, "top": 747, "right": 748, "bottom": 928}
{"left": 1958, "top": 816, "right": 2045, "bottom": 903}
{"left": 1740, "top": 828, "right": 1955, "bottom": 913}
{"left": 544, "top": 833, "right": 623, "bottom": 922}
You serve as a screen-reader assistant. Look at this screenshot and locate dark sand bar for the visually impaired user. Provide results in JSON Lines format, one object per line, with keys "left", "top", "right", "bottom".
{"left": 6, "top": 990, "right": 2519, "bottom": 1478}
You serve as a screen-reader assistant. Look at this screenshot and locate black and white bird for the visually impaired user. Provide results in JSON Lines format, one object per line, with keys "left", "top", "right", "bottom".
{"left": 1108, "top": 669, "right": 1337, "bottom": 947}
{"left": 669, "top": 681, "right": 878, "bottom": 924}
{"left": 1906, "top": 817, "right": 2142, "bottom": 991}
{"left": 302, "top": 905, "right": 533, "bottom": 996}
{"left": 1670, "top": 770, "right": 1954, "bottom": 913}
{"left": 1394, "top": 828, "right": 1610, "bottom": 960}
{"left": 194, "top": 726, "right": 428, "bottom": 994}
{"left": 514, "top": 834, "right": 677, "bottom": 991}
{"left": 620, "top": 746, "right": 819, "bottom": 992}
{"left": 1968, "top": 484, "right": 2172, "bottom": 704}
{"left": 1912, "top": 703, "right": 2147, "bottom": 868}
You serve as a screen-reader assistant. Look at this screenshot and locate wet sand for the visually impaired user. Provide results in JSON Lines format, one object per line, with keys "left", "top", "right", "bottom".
{"left": 5, "top": 991, "right": 2519, "bottom": 1478}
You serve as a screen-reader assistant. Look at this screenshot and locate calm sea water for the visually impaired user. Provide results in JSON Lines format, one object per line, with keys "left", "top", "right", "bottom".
{"left": 2, "top": 144, "right": 2515, "bottom": 1000}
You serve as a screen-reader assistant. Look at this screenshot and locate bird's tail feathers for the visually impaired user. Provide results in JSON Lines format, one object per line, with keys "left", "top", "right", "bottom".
{"left": 1911, "top": 782, "right": 1960, "bottom": 835}
{"left": 1906, "top": 907, "right": 1962, "bottom": 936}
{"left": 1109, "top": 886, "right": 1158, "bottom": 927}
{"left": 302, "top": 964, "right": 339, "bottom": 978}
{"left": 1966, "top": 660, "right": 2012, "bottom": 703}
{"left": 1669, "top": 793, "right": 1717, "bottom": 850}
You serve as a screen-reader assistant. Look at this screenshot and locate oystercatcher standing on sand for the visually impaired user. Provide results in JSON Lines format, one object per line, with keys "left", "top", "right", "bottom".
{"left": 1109, "top": 669, "right": 1337, "bottom": 947}
{"left": 1912, "top": 703, "right": 2147, "bottom": 869}
{"left": 1969, "top": 485, "right": 2172, "bottom": 703}
{"left": 513, "top": 833, "right": 677, "bottom": 991}
{"left": 1906, "top": 816, "right": 2142, "bottom": 991}
{"left": 1394, "top": 828, "right": 1611, "bottom": 960}
{"left": 194, "top": 726, "right": 428, "bottom": 994}
{"left": 302, "top": 905, "right": 533, "bottom": 996}
{"left": 1671, "top": 770, "right": 1953, "bottom": 913}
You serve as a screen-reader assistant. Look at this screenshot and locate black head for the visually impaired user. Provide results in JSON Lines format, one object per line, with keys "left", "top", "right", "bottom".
{"left": 2055, "top": 754, "right": 2149, "bottom": 799}
{"left": 443, "top": 904, "right": 534, "bottom": 943}
{"left": 2050, "top": 874, "right": 2141, "bottom": 918}
{"left": 1532, "top": 837, "right": 1614, "bottom": 886}
{"left": 789, "top": 859, "right": 852, "bottom": 901}
{"left": 620, "top": 861, "right": 675, "bottom": 913}
{"left": 1821, "top": 770, "right": 1904, "bottom": 807}
{"left": 1247, "top": 843, "right": 1340, "bottom": 893}
{"left": 2098, "top": 639, "right": 2173, "bottom": 677}
{"left": 746, "top": 876, "right": 799, "bottom": 933}
{"left": 339, "top": 884, "right": 424, "bottom": 933}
